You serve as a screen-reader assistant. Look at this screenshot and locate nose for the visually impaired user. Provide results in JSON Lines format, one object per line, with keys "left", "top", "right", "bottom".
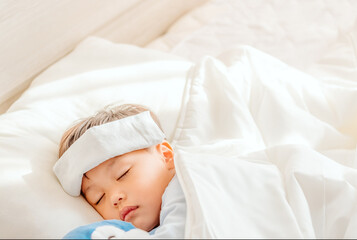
{"left": 111, "top": 192, "right": 125, "bottom": 207}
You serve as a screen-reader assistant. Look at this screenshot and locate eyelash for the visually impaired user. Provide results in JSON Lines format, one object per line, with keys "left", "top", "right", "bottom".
{"left": 117, "top": 169, "right": 130, "bottom": 181}
{"left": 94, "top": 169, "right": 130, "bottom": 205}
{"left": 95, "top": 194, "right": 104, "bottom": 205}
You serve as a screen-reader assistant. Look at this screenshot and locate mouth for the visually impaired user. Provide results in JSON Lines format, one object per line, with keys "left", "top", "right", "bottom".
{"left": 120, "top": 206, "right": 138, "bottom": 221}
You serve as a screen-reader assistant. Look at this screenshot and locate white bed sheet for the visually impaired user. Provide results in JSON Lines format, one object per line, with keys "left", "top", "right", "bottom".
{"left": 147, "top": 0, "right": 357, "bottom": 78}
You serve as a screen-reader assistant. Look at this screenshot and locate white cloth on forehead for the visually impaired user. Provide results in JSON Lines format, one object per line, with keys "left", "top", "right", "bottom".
{"left": 53, "top": 111, "right": 165, "bottom": 197}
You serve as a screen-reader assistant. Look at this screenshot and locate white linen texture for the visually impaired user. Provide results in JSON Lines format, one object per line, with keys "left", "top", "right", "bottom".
{"left": 172, "top": 46, "right": 357, "bottom": 238}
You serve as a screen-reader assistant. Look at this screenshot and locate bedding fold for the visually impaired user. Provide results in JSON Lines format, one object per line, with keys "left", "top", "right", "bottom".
{"left": 173, "top": 46, "right": 357, "bottom": 238}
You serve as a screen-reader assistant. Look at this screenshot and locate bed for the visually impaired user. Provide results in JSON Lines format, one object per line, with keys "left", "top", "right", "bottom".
{"left": 1, "top": 0, "right": 357, "bottom": 238}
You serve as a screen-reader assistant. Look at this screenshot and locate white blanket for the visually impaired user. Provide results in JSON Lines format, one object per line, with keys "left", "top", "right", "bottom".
{"left": 172, "top": 46, "right": 357, "bottom": 238}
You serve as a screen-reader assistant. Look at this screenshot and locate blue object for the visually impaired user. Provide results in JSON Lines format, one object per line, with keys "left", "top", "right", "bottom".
{"left": 63, "top": 220, "right": 135, "bottom": 239}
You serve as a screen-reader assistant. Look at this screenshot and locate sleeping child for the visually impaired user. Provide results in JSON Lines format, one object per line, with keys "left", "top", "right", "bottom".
{"left": 53, "top": 104, "right": 186, "bottom": 239}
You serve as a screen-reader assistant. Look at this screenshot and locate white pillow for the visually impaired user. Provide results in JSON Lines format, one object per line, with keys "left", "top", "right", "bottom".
{"left": 0, "top": 37, "right": 192, "bottom": 238}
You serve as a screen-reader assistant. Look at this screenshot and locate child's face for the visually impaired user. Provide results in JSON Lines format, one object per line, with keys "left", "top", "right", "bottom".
{"left": 81, "top": 142, "right": 175, "bottom": 231}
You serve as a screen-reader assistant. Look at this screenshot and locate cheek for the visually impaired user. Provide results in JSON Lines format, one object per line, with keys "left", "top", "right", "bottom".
{"left": 130, "top": 167, "right": 166, "bottom": 206}
{"left": 96, "top": 201, "right": 120, "bottom": 220}
{"left": 135, "top": 166, "right": 167, "bottom": 197}
{"left": 140, "top": 183, "right": 167, "bottom": 219}
{"left": 133, "top": 213, "right": 160, "bottom": 231}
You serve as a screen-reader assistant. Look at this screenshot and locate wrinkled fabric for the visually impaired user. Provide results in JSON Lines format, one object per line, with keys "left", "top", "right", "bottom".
{"left": 172, "top": 46, "right": 357, "bottom": 238}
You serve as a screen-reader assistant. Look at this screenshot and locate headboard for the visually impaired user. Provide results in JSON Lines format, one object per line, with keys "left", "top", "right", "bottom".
{"left": 0, "top": 0, "right": 207, "bottom": 113}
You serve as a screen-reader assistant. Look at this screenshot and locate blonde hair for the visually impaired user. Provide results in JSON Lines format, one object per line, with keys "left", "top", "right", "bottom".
{"left": 58, "top": 104, "right": 162, "bottom": 158}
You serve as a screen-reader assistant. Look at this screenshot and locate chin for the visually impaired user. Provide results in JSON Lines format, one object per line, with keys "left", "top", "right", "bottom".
{"left": 133, "top": 219, "right": 159, "bottom": 232}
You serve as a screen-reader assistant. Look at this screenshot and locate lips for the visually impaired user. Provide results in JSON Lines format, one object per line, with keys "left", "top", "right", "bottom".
{"left": 119, "top": 206, "right": 138, "bottom": 221}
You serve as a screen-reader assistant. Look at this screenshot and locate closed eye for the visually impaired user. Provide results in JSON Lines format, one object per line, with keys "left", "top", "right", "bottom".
{"left": 95, "top": 194, "right": 104, "bottom": 205}
{"left": 117, "top": 169, "right": 130, "bottom": 181}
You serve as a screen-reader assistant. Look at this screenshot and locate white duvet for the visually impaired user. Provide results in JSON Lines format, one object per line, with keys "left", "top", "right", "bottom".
{"left": 172, "top": 46, "right": 357, "bottom": 238}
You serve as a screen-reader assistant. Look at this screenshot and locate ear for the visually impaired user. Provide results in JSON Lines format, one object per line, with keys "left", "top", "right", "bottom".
{"left": 156, "top": 141, "right": 175, "bottom": 170}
